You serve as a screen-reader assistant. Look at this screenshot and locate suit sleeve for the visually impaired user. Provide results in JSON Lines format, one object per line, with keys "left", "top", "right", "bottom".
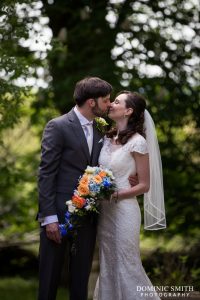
{"left": 38, "top": 120, "right": 63, "bottom": 219}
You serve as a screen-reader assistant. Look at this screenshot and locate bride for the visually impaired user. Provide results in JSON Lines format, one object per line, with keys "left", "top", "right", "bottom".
{"left": 94, "top": 91, "right": 166, "bottom": 300}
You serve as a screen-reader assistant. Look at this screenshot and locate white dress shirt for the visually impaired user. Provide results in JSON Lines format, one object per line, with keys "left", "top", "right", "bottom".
{"left": 41, "top": 106, "right": 94, "bottom": 226}
{"left": 74, "top": 105, "right": 94, "bottom": 154}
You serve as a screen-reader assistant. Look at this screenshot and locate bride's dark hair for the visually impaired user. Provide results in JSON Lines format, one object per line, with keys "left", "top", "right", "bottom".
{"left": 107, "top": 91, "right": 146, "bottom": 145}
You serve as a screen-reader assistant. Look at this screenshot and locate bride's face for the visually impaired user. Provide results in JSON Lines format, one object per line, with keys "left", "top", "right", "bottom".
{"left": 108, "top": 93, "right": 132, "bottom": 121}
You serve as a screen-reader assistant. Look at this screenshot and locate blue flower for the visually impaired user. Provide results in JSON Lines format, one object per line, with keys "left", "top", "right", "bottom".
{"left": 89, "top": 182, "right": 101, "bottom": 193}
{"left": 59, "top": 211, "right": 74, "bottom": 237}
{"left": 103, "top": 178, "right": 111, "bottom": 188}
{"left": 65, "top": 211, "right": 71, "bottom": 221}
{"left": 59, "top": 224, "right": 68, "bottom": 236}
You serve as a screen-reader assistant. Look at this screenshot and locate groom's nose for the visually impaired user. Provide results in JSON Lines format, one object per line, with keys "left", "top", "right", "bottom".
{"left": 109, "top": 102, "right": 114, "bottom": 108}
{"left": 107, "top": 101, "right": 112, "bottom": 108}
{"left": 107, "top": 102, "right": 112, "bottom": 111}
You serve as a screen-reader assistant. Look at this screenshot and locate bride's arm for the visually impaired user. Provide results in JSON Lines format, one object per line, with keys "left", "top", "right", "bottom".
{"left": 112, "top": 152, "right": 150, "bottom": 201}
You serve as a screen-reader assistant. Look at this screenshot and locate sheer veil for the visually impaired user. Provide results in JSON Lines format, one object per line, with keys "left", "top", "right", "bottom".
{"left": 143, "top": 110, "right": 166, "bottom": 230}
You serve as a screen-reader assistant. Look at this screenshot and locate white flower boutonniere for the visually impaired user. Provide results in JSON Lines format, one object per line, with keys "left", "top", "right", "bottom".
{"left": 95, "top": 117, "right": 109, "bottom": 133}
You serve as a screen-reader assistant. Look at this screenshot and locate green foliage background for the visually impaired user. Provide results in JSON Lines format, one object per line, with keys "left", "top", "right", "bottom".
{"left": 0, "top": 0, "right": 200, "bottom": 288}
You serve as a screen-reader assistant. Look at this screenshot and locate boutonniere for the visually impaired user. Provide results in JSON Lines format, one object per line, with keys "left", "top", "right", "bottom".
{"left": 95, "top": 117, "right": 109, "bottom": 133}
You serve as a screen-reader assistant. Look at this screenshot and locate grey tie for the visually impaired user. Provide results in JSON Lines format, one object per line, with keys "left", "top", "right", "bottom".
{"left": 83, "top": 122, "right": 93, "bottom": 154}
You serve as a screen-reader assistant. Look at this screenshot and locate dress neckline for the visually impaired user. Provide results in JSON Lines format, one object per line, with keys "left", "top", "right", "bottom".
{"left": 108, "top": 133, "right": 141, "bottom": 147}
{"left": 109, "top": 139, "right": 122, "bottom": 147}
{"left": 107, "top": 139, "right": 122, "bottom": 153}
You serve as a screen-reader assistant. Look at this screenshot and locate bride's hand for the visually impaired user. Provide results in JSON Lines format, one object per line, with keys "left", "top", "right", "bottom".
{"left": 129, "top": 174, "right": 138, "bottom": 186}
{"left": 110, "top": 191, "right": 119, "bottom": 202}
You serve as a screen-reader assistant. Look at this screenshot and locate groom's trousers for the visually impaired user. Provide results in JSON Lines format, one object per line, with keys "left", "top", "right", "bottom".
{"left": 38, "top": 216, "right": 97, "bottom": 300}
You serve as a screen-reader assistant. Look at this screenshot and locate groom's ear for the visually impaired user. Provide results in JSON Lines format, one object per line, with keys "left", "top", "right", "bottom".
{"left": 87, "top": 98, "right": 96, "bottom": 107}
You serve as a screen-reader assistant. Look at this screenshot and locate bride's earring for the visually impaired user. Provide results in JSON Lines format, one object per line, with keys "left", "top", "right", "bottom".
{"left": 114, "top": 130, "right": 119, "bottom": 141}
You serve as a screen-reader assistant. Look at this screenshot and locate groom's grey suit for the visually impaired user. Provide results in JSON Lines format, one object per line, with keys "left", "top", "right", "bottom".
{"left": 38, "top": 108, "right": 104, "bottom": 300}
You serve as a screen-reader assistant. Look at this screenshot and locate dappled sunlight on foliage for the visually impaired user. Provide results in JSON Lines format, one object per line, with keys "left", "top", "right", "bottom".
{"left": 0, "top": 93, "right": 59, "bottom": 241}
{"left": 0, "top": 0, "right": 199, "bottom": 286}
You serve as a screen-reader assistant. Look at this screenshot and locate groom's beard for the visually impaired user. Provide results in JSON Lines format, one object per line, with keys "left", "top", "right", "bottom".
{"left": 92, "top": 104, "right": 109, "bottom": 118}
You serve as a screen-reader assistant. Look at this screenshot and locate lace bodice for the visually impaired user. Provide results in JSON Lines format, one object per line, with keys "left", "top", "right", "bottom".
{"left": 99, "top": 133, "right": 148, "bottom": 189}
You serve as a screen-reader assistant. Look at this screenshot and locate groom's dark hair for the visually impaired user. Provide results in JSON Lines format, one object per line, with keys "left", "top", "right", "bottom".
{"left": 73, "top": 76, "right": 112, "bottom": 107}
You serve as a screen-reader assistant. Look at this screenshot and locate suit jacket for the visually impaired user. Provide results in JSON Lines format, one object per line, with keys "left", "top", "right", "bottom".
{"left": 38, "top": 108, "right": 104, "bottom": 223}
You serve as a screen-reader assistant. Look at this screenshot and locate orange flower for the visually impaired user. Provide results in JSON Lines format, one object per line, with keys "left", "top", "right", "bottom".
{"left": 79, "top": 175, "right": 89, "bottom": 185}
{"left": 98, "top": 171, "right": 107, "bottom": 178}
{"left": 72, "top": 195, "right": 86, "bottom": 208}
{"left": 77, "top": 183, "right": 89, "bottom": 196}
{"left": 93, "top": 175, "right": 103, "bottom": 184}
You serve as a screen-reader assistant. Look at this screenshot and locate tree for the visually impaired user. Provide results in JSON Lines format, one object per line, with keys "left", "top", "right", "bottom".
{"left": 0, "top": 0, "right": 199, "bottom": 241}
{"left": 39, "top": 0, "right": 200, "bottom": 238}
{"left": 0, "top": 0, "right": 199, "bottom": 287}
{"left": 0, "top": 1, "right": 46, "bottom": 240}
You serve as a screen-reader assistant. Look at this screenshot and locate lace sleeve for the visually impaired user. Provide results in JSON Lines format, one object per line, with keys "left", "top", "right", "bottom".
{"left": 102, "top": 136, "right": 110, "bottom": 147}
{"left": 124, "top": 134, "right": 148, "bottom": 154}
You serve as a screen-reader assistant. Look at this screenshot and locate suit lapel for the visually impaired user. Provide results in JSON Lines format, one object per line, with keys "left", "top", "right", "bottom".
{"left": 68, "top": 109, "right": 90, "bottom": 163}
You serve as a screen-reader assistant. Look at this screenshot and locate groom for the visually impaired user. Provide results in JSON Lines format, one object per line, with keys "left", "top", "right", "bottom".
{"left": 37, "top": 76, "right": 112, "bottom": 300}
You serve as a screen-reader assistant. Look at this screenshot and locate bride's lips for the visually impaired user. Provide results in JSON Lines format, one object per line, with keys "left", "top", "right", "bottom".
{"left": 108, "top": 108, "right": 114, "bottom": 114}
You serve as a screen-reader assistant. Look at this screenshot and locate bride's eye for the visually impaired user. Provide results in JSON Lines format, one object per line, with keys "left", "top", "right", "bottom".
{"left": 114, "top": 99, "right": 119, "bottom": 104}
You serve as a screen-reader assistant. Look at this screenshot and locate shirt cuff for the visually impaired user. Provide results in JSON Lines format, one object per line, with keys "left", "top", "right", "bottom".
{"left": 41, "top": 215, "right": 58, "bottom": 226}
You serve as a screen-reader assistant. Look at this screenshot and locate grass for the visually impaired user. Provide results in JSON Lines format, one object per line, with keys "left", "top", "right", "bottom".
{"left": 0, "top": 277, "right": 69, "bottom": 300}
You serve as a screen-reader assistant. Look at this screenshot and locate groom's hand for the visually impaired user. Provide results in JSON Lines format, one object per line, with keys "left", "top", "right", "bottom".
{"left": 129, "top": 174, "right": 139, "bottom": 187}
{"left": 45, "top": 222, "right": 61, "bottom": 244}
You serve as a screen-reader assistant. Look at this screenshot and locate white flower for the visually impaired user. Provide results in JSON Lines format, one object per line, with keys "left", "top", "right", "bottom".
{"left": 85, "top": 166, "right": 95, "bottom": 174}
{"left": 85, "top": 204, "right": 91, "bottom": 211}
{"left": 68, "top": 204, "right": 76, "bottom": 213}
{"left": 95, "top": 117, "right": 108, "bottom": 126}
{"left": 66, "top": 200, "right": 76, "bottom": 213}
{"left": 66, "top": 200, "right": 72, "bottom": 205}
{"left": 104, "top": 169, "right": 115, "bottom": 179}
{"left": 95, "top": 117, "right": 108, "bottom": 132}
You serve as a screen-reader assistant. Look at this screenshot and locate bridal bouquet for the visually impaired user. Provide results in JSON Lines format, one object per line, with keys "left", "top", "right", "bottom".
{"left": 59, "top": 166, "right": 115, "bottom": 236}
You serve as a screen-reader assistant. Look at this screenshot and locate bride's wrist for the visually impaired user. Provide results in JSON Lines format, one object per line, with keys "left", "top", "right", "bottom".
{"left": 110, "top": 190, "right": 127, "bottom": 202}
{"left": 117, "top": 189, "right": 133, "bottom": 201}
{"left": 110, "top": 191, "right": 118, "bottom": 202}
{"left": 114, "top": 190, "right": 124, "bottom": 201}
{"left": 117, "top": 191, "right": 124, "bottom": 201}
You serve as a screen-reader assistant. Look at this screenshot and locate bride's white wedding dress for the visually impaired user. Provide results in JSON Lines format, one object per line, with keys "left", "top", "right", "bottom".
{"left": 94, "top": 133, "right": 160, "bottom": 300}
